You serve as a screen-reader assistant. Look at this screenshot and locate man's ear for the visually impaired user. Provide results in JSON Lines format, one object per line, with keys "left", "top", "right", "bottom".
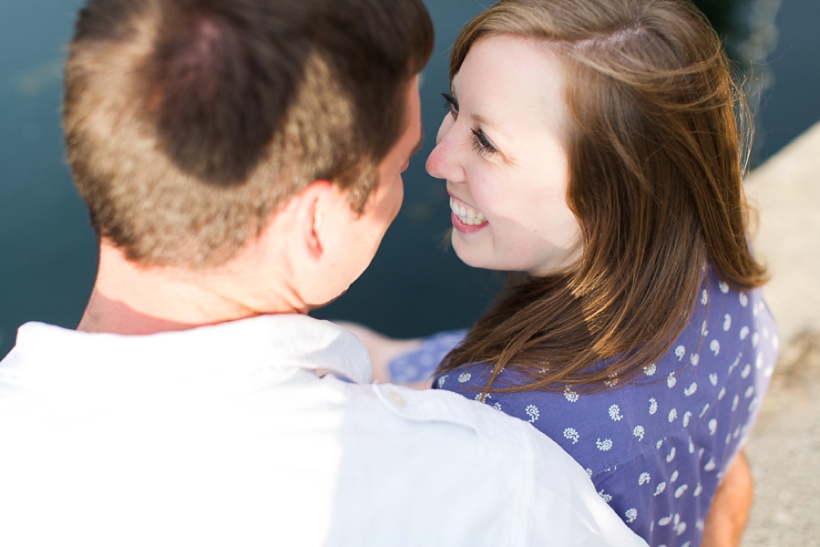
{"left": 231, "top": 180, "right": 356, "bottom": 313}
{"left": 282, "top": 180, "right": 350, "bottom": 263}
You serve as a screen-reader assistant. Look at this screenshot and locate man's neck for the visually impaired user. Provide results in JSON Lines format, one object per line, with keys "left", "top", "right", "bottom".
{"left": 78, "top": 243, "right": 305, "bottom": 335}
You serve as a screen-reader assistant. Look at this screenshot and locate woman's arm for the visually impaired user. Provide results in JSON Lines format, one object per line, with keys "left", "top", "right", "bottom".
{"left": 337, "top": 323, "right": 467, "bottom": 388}
{"left": 701, "top": 450, "right": 754, "bottom": 547}
{"left": 336, "top": 322, "right": 423, "bottom": 384}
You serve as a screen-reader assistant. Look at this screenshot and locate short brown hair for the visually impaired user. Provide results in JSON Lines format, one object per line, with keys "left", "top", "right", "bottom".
{"left": 439, "top": 0, "right": 767, "bottom": 391}
{"left": 63, "top": 0, "right": 433, "bottom": 267}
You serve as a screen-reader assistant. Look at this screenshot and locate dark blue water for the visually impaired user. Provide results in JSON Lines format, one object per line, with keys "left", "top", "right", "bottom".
{"left": 1, "top": 0, "right": 819, "bottom": 358}
{"left": 753, "top": 0, "right": 820, "bottom": 155}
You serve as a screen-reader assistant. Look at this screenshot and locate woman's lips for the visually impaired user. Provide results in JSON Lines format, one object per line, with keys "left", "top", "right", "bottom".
{"left": 451, "top": 212, "right": 488, "bottom": 233}
{"left": 449, "top": 196, "right": 488, "bottom": 233}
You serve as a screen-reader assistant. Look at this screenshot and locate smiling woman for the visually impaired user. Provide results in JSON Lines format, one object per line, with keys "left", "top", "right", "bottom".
{"left": 358, "top": 1, "right": 779, "bottom": 546}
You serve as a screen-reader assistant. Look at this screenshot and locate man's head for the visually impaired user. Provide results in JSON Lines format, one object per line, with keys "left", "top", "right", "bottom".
{"left": 63, "top": 0, "right": 433, "bottom": 269}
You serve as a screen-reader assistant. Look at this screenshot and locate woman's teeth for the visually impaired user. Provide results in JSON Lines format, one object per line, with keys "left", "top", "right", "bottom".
{"left": 450, "top": 197, "right": 487, "bottom": 226}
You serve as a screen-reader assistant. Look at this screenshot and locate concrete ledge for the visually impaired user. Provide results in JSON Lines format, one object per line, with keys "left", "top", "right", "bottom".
{"left": 742, "top": 120, "right": 820, "bottom": 546}
{"left": 747, "top": 121, "right": 820, "bottom": 347}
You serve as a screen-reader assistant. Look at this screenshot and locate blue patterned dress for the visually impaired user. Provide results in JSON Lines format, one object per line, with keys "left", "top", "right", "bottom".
{"left": 388, "top": 269, "right": 777, "bottom": 547}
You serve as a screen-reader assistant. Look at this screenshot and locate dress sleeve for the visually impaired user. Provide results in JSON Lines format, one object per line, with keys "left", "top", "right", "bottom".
{"left": 387, "top": 329, "right": 467, "bottom": 384}
{"left": 589, "top": 433, "right": 712, "bottom": 547}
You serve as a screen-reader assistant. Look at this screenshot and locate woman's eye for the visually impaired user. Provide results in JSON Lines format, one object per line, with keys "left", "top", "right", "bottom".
{"left": 471, "top": 129, "right": 498, "bottom": 156}
{"left": 441, "top": 92, "right": 496, "bottom": 157}
{"left": 442, "top": 92, "right": 459, "bottom": 119}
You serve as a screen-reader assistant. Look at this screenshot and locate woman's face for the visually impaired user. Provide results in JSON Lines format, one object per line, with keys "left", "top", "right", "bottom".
{"left": 426, "top": 35, "right": 582, "bottom": 276}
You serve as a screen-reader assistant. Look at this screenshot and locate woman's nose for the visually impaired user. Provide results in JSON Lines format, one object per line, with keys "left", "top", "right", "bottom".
{"left": 425, "top": 115, "right": 464, "bottom": 183}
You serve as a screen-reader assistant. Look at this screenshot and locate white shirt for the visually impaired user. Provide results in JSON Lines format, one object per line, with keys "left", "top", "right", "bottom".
{"left": 0, "top": 315, "right": 647, "bottom": 547}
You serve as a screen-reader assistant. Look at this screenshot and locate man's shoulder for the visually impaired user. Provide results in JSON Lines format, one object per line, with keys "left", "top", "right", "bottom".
{"left": 0, "top": 328, "right": 645, "bottom": 547}
{"left": 314, "top": 379, "right": 645, "bottom": 546}
{"left": 315, "top": 376, "right": 545, "bottom": 467}
{"left": 329, "top": 379, "right": 605, "bottom": 508}
{"left": 369, "top": 381, "right": 534, "bottom": 441}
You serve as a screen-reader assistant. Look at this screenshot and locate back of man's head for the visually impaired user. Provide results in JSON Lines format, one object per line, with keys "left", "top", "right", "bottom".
{"left": 63, "top": 0, "right": 433, "bottom": 268}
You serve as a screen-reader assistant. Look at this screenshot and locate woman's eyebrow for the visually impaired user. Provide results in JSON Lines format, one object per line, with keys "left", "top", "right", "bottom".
{"left": 471, "top": 112, "right": 510, "bottom": 141}
{"left": 451, "top": 80, "right": 509, "bottom": 140}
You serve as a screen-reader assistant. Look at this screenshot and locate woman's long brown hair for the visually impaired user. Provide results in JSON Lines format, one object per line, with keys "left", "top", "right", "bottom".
{"left": 438, "top": 0, "right": 767, "bottom": 392}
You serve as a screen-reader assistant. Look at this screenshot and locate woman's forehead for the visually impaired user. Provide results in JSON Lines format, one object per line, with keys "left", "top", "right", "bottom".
{"left": 453, "top": 35, "right": 569, "bottom": 140}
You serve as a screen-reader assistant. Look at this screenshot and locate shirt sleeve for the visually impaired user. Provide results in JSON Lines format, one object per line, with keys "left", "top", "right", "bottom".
{"left": 523, "top": 424, "right": 651, "bottom": 547}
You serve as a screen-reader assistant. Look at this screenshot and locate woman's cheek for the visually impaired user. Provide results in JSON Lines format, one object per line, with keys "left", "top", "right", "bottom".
{"left": 469, "top": 172, "right": 512, "bottom": 219}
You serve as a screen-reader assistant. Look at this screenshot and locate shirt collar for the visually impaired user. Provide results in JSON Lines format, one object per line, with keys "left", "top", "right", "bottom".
{"left": 7, "top": 314, "right": 373, "bottom": 388}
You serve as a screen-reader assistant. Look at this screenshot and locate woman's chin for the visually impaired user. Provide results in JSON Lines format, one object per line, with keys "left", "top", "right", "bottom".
{"left": 451, "top": 236, "right": 500, "bottom": 272}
